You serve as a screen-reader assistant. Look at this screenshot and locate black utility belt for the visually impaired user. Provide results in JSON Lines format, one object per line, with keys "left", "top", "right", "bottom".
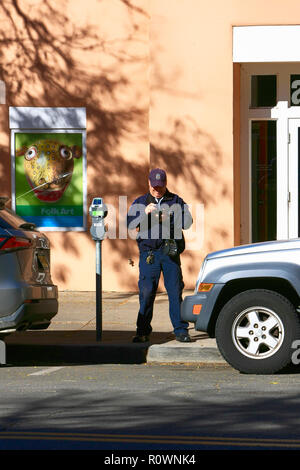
{"left": 145, "top": 240, "right": 179, "bottom": 264}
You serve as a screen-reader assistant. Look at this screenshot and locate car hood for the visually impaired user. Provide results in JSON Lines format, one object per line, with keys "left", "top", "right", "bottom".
{"left": 206, "top": 238, "right": 300, "bottom": 260}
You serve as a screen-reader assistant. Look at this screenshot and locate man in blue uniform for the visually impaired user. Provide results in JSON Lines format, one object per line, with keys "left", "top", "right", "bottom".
{"left": 127, "top": 168, "right": 193, "bottom": 343}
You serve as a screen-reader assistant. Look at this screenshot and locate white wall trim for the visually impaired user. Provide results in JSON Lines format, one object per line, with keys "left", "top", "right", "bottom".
{"left": 233, "top": 25, "right": 300, "bottom": 63}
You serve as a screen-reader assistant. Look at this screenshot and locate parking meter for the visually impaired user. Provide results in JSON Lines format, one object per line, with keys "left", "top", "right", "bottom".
{"left": 89, "top": 197, "right": 108, "bottom": 241}
{"left": 89, "top": 198, "right": 108, "bottom": 341}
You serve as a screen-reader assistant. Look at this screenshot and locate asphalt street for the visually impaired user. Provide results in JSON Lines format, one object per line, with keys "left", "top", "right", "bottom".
{"left": 1, "top": 291, "right": 300, "bottom": 455}
{"left": 1, "top": 362, "right": 300, "bottom": 452}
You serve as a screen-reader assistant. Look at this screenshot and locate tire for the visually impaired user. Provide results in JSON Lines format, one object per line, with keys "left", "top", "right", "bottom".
{"left": 215, "top": 289, "right": 300, "bottom": 374}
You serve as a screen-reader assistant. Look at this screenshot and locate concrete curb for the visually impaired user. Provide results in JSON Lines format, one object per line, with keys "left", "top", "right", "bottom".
{"left": 5, "top": 342, "right": 149, "bottom": 365}
{"left": 3, "top": 332, "right": 226, "bottom": 366}
{"left": 147, "top": 340, "right": 226, "bottom": 364}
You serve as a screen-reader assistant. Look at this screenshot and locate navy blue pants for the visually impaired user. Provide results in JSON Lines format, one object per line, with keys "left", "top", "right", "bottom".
{"left": 136, "top": 248, "right": 189, "bottom": 336}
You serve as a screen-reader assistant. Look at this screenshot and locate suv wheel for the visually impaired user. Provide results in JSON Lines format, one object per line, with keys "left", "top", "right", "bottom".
{"left": 215, "top": 289, "right": 300, "bottom": 374}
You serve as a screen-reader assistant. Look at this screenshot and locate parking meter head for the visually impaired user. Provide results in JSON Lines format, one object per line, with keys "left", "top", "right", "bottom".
{"left": 89, "top": 197, "right": 108, "bottom": 241}
{"left": 89, "top": 198, "right": 108, "bottom": 218}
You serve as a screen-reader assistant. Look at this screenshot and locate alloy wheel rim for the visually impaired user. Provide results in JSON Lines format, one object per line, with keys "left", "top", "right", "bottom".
{"left": 232, "top": 306, "right": 284, "bottom": 359}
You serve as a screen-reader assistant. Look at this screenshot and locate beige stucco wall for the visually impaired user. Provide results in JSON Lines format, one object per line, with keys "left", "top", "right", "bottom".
{"left": 147, "top": 0, "right": 300, "bottom": 293}
{"left": 149, "top": 0, "right": 234, "bottom": 291}
{"left": 2, "top": 0, "right": 300, "bottom": 292}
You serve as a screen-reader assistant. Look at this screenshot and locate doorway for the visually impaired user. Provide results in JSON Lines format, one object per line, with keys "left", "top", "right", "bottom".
{"left": 288, "top": 118, "right": 300, "bottom": 238}
{"left": 240, "top": 63, "right": 300, "bottom": 244}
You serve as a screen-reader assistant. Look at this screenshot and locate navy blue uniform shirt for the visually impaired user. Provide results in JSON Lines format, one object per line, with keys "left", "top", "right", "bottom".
{"left": 127, "top": 189, "right": 193, "bottom": 253}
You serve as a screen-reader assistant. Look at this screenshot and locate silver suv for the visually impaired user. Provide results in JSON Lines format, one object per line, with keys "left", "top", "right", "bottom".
{"left": 0, "top": 197, "right": 58, "bottom": 336}
{"left": 181, "top": 239, "right": 300, "bottom": 374}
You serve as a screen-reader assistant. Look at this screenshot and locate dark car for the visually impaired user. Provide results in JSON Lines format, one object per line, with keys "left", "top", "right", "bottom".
{"left": 0, "top": 197, "right": 58, "bottom": 336}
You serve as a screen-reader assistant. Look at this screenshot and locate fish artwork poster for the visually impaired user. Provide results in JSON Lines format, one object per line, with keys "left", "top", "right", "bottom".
{"left": 13, "top": 131, "right": 86, "bottom": 230}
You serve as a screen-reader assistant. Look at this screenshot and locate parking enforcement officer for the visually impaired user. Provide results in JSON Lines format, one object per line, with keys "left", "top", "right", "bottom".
{"left": 127, "top": 168, "right": 193, "bottom": 343}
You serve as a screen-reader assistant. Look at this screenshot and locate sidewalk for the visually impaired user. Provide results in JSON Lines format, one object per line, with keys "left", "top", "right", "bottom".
{"left": 4, "top": 291, "right": 226, "bottom": 365}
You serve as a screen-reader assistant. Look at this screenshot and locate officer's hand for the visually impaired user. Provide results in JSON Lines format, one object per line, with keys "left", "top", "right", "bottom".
{"left": 145, "top": 203, "right": 157, "bottom": 215}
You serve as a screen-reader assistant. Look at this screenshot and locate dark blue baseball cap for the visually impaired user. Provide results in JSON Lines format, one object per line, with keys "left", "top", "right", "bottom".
{"left": 149, "top": 168, "right": 167, "bottom": 187}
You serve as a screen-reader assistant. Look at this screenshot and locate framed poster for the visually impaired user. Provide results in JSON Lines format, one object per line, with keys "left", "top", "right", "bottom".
{"left": 11, "top": 129, "right": 87, "bottom": 231}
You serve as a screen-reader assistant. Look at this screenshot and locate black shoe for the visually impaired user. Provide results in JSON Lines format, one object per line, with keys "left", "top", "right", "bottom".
{"left": 175, "top": 332, "right": 192, "bottom": 343}
{"left": 132, "top": 335, "right": 150, "bottom": 343}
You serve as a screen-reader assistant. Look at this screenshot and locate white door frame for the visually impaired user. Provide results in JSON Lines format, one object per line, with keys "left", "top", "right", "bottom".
{"left": 288, "top": 118, "right": 300, "bottom": 238}
{"left": 240, "top": 63, "right": 300, "bottom": 243}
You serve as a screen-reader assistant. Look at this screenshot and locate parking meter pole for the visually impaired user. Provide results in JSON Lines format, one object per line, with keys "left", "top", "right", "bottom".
{"left": 89, "top": 198, "right": 108, "bottom": 343}
{"left": 96, "top": 240, "right": 102, "bottom": 341}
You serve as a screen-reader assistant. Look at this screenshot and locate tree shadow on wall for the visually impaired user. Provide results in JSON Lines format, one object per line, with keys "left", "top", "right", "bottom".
{"left": 0, "top": 0, "right": 231, "bottom": 290}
